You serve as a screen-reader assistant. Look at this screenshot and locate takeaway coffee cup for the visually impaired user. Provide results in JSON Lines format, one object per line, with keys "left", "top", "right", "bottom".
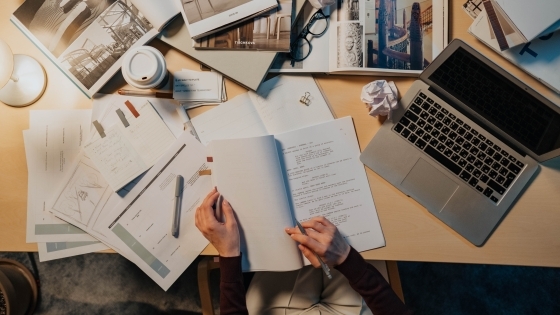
{"left": 121, "top": 46, "right": 169, "bottom": 89}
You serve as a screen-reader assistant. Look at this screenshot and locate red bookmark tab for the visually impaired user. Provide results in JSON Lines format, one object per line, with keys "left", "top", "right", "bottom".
{"left": 125, "top": 100, "right": 140, "bottom": 118}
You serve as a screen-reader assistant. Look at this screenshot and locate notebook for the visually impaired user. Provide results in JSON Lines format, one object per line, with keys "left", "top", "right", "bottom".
{"left": 208, "top": 117, "right": 385, "bottom": 271}
{"left": 360, "top": 39, "right": 560, "bottom": 246}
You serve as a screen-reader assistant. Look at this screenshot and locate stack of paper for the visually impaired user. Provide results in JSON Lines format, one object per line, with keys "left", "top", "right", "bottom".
{"left": 466, "top": 1, "right": 560, "bottom": 94}
{"left": 173, "top": 69, "right": 227, "bottom": 109}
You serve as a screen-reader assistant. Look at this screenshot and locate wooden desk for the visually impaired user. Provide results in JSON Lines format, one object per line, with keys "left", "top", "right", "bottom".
{"left": 1, "top": 1, "right": 559, "bottom": 267}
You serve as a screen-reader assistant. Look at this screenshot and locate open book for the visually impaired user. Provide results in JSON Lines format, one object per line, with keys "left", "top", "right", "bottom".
{"left": 208, "top": 117, "right": 386, "bottom": 271}
{"left": 178, "top": 0, "right": 278, "bottom": 40}
{"left": 270, "top": 0, "right": 448, "bottom": 76}
{"left": 11, "top": 0, "right": 181, "bottom": 97}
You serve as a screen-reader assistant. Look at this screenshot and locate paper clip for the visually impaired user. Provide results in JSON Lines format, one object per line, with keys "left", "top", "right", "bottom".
{"left": 299, "top": 92, "right": 311, "bottom": 106}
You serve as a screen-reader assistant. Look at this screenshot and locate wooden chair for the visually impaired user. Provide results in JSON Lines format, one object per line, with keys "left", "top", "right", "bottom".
{"left": 197, "top": 256, "right": 405, "bottom": 315}
{"left": 272, "top": 1, "right": 293, "bottom": 40}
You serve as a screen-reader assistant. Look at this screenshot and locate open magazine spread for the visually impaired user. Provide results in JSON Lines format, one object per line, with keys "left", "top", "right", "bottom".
{"left": 178, "top": 0, "right": 279, "bottom": 40}
{"left": 193, "top": 1, "right": 293, "bottom": 52}
{"left": 271, "top": 0, "right": 447, "bottom": 75}
{"left": 11, "top": 0, "right": 180, "bottom": 97}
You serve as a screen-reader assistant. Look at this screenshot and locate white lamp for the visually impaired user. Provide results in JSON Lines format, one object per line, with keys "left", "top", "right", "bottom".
{"left": 0, "top": 38, "right": 46, "bottom": 107}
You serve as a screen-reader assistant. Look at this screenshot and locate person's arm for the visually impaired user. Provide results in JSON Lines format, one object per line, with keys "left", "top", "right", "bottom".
{"left": 335, "top": 247, "right": 413, "bottom": 315}
{"left": 195, "top": 187, "right": 248, "bottom": 315}
{"left": 286, "top": 216, "right": 413, "bottom": 315}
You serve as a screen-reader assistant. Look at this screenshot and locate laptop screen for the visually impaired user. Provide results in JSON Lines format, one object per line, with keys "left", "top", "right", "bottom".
{"left": 428, "top": 47, "right": 560, "bottom": 156}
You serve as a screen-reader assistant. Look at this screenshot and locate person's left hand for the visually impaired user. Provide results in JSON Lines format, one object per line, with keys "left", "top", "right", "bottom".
{"left": 195, "top": 187, "right": 240, "bottom": 257}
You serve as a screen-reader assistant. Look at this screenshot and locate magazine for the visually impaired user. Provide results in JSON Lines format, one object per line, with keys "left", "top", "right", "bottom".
{"left": 270, "top": 0, "right": 448, "bottom": 76}
{"left": 11, "top": 0, "right": 181, "bottom": 98}
{"left": 193, "top": 1, "right": 293, "bottom": 52}
{"left": 178, "top": 0, "right": 279, "bottom": 40}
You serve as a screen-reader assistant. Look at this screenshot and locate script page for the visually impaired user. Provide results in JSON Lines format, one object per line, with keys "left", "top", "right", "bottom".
{"left": 210, "top": 136, "right": 303, "bottom": 272}
{"left": 250, "top": 75, "right": 334, "bottom": 135}
{"left": 275, "top": 117, "right": 385, "bottom": 252}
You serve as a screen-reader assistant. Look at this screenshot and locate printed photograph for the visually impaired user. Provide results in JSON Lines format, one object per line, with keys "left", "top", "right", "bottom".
{"left": 195, "top": 1, "right": 292, "bottom": 51}
{"left": 57, "top": 0, "right": 153, "bottom": 89}
{"left": 337, "top": 22, "right": 363, "bottom": 68}
{"left": 181, "top": 0, "right": 253, "bottom": 24}
{"left": 363, "top": 0, "right": 433, "bottom": 70}
{"left": 13, "top": 0, "right": 117, "bottom": 58}
{"left": 338, "top": 0, "right": 360, "bottom": 21}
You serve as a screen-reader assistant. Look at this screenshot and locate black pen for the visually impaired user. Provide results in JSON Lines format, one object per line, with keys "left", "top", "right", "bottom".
{"left": 171, "top": 175, "right": 183, "bottom": 238}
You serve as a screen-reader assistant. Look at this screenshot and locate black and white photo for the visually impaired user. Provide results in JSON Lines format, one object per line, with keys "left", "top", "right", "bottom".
{"left": 195, "top": 1, "right": 292, "bottom": 51}
{"left": 338, "top": 0, "right": 360, "bottom": 21}
{"left": 337, "top": 22, "right": 363, "bottom": 67}
{"left": 13, "top": 0, "right": 117, "bottom": 57}
{"left": 58, "top": 0, "right": 152, "bottom": 89}
{"left": 181, "top": 0, "right": 253, "bottom": 24}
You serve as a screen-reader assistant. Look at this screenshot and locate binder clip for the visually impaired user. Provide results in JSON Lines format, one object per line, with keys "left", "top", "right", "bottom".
{"left": 299, "top": 92, "right": 311, "bottom": 106}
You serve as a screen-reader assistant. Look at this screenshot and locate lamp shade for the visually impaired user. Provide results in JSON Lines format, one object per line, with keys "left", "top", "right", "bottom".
{"left": 0, "top": 39, "right": 14, "bottom": 90}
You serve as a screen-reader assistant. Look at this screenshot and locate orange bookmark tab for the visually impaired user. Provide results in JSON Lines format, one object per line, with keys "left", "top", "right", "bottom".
{"left": 125, "top": 100, "right": 140, "bottom": 118}
{"left": 199, "top": 170, "right": 212, "bottom": 176}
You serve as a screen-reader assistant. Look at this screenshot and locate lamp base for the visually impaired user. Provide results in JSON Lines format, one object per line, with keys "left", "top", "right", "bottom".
{"left": 0, "top": 54, "right": 46, "bottom": 107}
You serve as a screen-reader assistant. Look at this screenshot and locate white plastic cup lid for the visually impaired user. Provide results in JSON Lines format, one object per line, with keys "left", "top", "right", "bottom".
{"left": 122, "top": 46, "right": 167, "bottom": 89}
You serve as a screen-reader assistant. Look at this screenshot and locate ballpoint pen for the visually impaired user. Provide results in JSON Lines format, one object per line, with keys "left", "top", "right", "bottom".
{"left": 171, "top": 175, "right": 183, "bottom": 238}
{"left": 296, "top": 221, "right": 332, "bottom": 279}
{"left": 118, "top": 89, "right": 173, "bottom": 99}
{"left": 175, "top": 105, "right": 201, "bottom": 141}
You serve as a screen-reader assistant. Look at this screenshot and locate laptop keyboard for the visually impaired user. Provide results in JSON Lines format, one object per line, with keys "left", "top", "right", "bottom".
{"left": 393, "top": 92, "right": 526, "bottom": 204}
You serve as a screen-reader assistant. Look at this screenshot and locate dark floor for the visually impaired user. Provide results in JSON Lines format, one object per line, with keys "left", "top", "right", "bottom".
{"left": 0, "top": 252, "right": 559, "bottom": 314}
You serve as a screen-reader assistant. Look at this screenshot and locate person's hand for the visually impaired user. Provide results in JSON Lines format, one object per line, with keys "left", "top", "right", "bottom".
{"left": 195, "top": 187, "right": 240, "bottom": 257}
{"left": 285, "top": 216, "right": 350, "bottom": 267}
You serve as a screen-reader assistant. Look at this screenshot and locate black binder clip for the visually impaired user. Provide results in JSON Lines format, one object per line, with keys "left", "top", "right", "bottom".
{"left": 299, "top": 92, "right": 311, "bottom": 106}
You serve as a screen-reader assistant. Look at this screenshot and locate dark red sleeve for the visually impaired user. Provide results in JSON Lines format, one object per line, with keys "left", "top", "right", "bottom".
{"left": 335, "top": 247, "right": 414, "bottom": 315}
{"left": 219, "top": 255, "right": 249, "bottom": 315}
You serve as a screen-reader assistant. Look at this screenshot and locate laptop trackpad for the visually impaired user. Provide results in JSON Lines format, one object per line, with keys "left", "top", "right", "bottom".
{"left": 401, "top": 158, "right": 459, "bottom": 212}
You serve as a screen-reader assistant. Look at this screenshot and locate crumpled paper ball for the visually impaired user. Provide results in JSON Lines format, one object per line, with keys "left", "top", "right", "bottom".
{"left": 360, "top": 80, "right": 399, "bottom": 119}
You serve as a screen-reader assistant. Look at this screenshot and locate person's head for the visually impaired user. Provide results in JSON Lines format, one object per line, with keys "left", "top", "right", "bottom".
{"left": 345, "top": 36, "right": 354, "bottom": 51}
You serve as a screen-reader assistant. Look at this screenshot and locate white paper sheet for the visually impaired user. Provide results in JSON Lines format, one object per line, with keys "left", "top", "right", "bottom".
{"left": 93, "top": 94, "right": 186, "bottom": 138}
{"left": 25, "top": 110, "right": 99, "bottom": 243}
{"left": 84, "top": 101, "right": 176, "bottom": 191}
{"left": 210, "top": 136, "right": 303, "bottom": 272}
{"left": 275, "top": 117, "right": 385, "bottom": 252}
{"left": 37, "top": 241, "right": 109, "bottom": 262}
{"left": 95, "top": 132, "right": 213, "bottom": 291}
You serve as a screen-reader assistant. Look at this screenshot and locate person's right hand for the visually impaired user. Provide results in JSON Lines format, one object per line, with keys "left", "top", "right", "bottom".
{"left": 195, "top": 187, "right": 240, "bottom": 257}
{"left": 285, "top": 216, "right": 351, "bottom": 267}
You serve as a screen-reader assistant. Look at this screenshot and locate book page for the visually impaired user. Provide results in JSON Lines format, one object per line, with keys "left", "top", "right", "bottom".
{"left": 250, "top": 75, "right": 334, "bottom": 134}
{"left": 12, "top": 1, "right": 157, "bottom": 96}
{"left": 191, "top": 93, "right": 268, "bottom": 145}
{"left": 178, "top": 0, "right": 278, "bottom": 39}
{"left": 210, "top": 136, "right": 303, "bottom": 272}
{"left": 328, "top": 0, "right": 435, "bottom": 74}
{"left": 275, "top": 117, "right": 385, "bottom": 252}
{"left": 130, "top": 0, "right": 181, "bottom": 31}
{"left": 270, "top": 2, "right": 332, "bottom": 73}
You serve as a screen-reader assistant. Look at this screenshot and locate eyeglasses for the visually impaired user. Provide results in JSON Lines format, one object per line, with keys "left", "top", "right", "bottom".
{"left": 289, "top": 9, "right": 330, "bottom": 66}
